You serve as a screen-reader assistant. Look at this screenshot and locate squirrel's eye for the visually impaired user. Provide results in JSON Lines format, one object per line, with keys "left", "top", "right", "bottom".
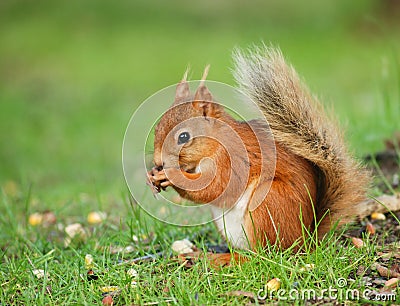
{"left": 178, "top": 132, "right": 190, "bottom": 145}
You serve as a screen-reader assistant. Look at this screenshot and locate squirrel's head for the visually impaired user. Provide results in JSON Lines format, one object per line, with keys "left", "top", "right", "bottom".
{"left": 153, "top": 67, "right": 226, "bottom": 174}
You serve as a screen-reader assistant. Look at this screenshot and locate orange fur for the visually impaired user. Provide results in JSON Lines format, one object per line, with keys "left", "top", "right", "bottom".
{"left": 148, "top": 47, "right": 370, "bottom": 252}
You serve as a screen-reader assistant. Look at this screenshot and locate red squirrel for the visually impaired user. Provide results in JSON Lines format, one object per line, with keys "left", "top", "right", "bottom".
{"left": 147, "top": 46, "right": 372, "bottom": 250}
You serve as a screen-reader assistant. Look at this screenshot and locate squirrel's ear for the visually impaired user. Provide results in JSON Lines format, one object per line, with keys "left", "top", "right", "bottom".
{"left": 174, "top": 68, "right": 191, "bottom": 105}
{"left": 193, "top": 65, "right": 220, "bottom": 117}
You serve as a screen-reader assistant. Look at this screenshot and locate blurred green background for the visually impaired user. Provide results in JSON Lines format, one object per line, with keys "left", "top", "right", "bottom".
{"left": 0, "top": 0, "right": 399, "bottom": 202}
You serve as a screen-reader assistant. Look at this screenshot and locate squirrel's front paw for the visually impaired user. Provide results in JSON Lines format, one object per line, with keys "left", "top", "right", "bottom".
{"left": 147, "top": 167, "right": 172, "bottom": 193}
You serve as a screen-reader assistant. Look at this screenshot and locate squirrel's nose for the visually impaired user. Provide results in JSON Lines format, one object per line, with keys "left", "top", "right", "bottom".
{"left": 153, "top": 156, "right": 164, "bottom": 170}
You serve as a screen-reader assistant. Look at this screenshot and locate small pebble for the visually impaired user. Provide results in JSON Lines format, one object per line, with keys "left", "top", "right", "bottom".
{"left": 64, "top": 223, "right": 87, "bottom": 247}
{"left": 65, "top": 223, "right": 86, "bottom": 238}
{"left": 171, "top": 239, "right": 194, "bottom": 254}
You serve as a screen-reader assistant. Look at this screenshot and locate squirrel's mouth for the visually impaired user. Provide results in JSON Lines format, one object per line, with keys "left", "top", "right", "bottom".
{"left": 185, "top": 167, "right": 196, "bottom": 174}
{"left": 180, "top": 163, "right": 199, "bottom": 174}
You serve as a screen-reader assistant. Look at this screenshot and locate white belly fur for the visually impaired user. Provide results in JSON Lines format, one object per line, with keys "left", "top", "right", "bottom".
{"left": 211, "top": 182, "right": 256, "bottom": 249}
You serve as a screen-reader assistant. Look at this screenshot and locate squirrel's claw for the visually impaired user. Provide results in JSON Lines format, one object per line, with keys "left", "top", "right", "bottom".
{"left": 146, "top": 172, "right": 161, "bottom": 194}
{"left": 147, "top": 167, "right": 171, "bottom": 193}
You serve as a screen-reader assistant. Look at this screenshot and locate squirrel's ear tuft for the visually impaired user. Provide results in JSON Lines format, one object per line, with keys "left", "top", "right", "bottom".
{"left": 194, "top": 65, "right": 211, "bottom": 101}
{"left": 174, "top": 68, "right": 191, "bottom": 105}
{"left": 193, "top": 65, "right": 221, "bottom": 117}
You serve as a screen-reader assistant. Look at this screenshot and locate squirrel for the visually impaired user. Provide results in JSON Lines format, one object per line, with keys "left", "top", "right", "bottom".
{"left": 147, "top": 46, "right": 386, "bottom": 251}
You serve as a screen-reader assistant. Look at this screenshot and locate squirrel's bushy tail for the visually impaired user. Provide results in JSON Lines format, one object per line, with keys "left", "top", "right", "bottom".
{"left": 233, "top": 45, "right": 370, "bottom": 235}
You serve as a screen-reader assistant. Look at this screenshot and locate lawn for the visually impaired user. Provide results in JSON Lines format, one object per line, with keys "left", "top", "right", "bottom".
{"left": 0, "top": 0, "right": 399, "bottom": 304}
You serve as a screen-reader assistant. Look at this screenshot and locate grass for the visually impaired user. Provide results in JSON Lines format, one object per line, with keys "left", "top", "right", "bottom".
{"left": 1, "top": 0, "right": 400, "bottom": 304}
{"left": 1, "top": 186, "right": 397, "bottom": 304}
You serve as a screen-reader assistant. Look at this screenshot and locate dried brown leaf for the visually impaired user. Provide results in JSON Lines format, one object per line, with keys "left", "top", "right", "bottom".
{"left": 366, "top": 222, "right": 376, "bottom": 235}
{"left": 378, "top": 252, "right": 400, "bottom": 261}
{"left": 42, "top": 211, "right": 56, "bottom": 226}
{"left": 351, "top": 237, "right": 364, "bottom": 248}
{"left": 374, "top": 263, "right": 390, "bottom": 278}
{"left": 356, "top": 265, "right": 366, "bottom": 276}
{"left": 389, "top": 264, "right": 400, "bottom": 278}
{"left": 226, "top": 290, "right": 256, "bottom": 299}
{"left": 102, "top": 295, "right": 114, "bottom": 306}
{"left": 176, "top": 251, "right": 247, "bottom": 269}
{"left": 384, "top": 278, "right": 399, "bottom": 289}
{"left": 373, "top": 263, "right": 400, "bottom": 278}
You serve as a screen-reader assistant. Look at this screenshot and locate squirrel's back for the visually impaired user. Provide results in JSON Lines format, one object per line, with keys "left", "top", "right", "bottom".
{"left": 233, "top": 46, "right": 370, "bottom": 235}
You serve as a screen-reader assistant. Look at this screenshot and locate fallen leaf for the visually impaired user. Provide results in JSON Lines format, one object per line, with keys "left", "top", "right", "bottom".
{"left": 356, "top": 265, "right": 366, "bottom": 276}
{"left": 102, "top": 295, "right": 114, "bottom": 306}
{"left": 226, "top": 290, "right": 257, "bottom": 300}
{"left": 389, "top": 264, "right": 400, "bottom": 277}
{"left": 373, "top": 263, "right": 400, "bottom": 278}
{"left": 384, "top": 278, "right": 399, "bottom": 289}
{"left": 176, "top": 251, "right": 247, "bottom": 269}
{"left": 351, "top": 237, "right": 364, "bottom": 248}
{"left": 377, "top": 251, "right": 400, "bottom": 260}
{"left": 177, "top": 252, "right": 198, "bottom": 268}
{"left": 374, "top": 263, "right": 390, "bottom": 278}
{"left": 366, "top": 222, "right": 376, "bottom": 235}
